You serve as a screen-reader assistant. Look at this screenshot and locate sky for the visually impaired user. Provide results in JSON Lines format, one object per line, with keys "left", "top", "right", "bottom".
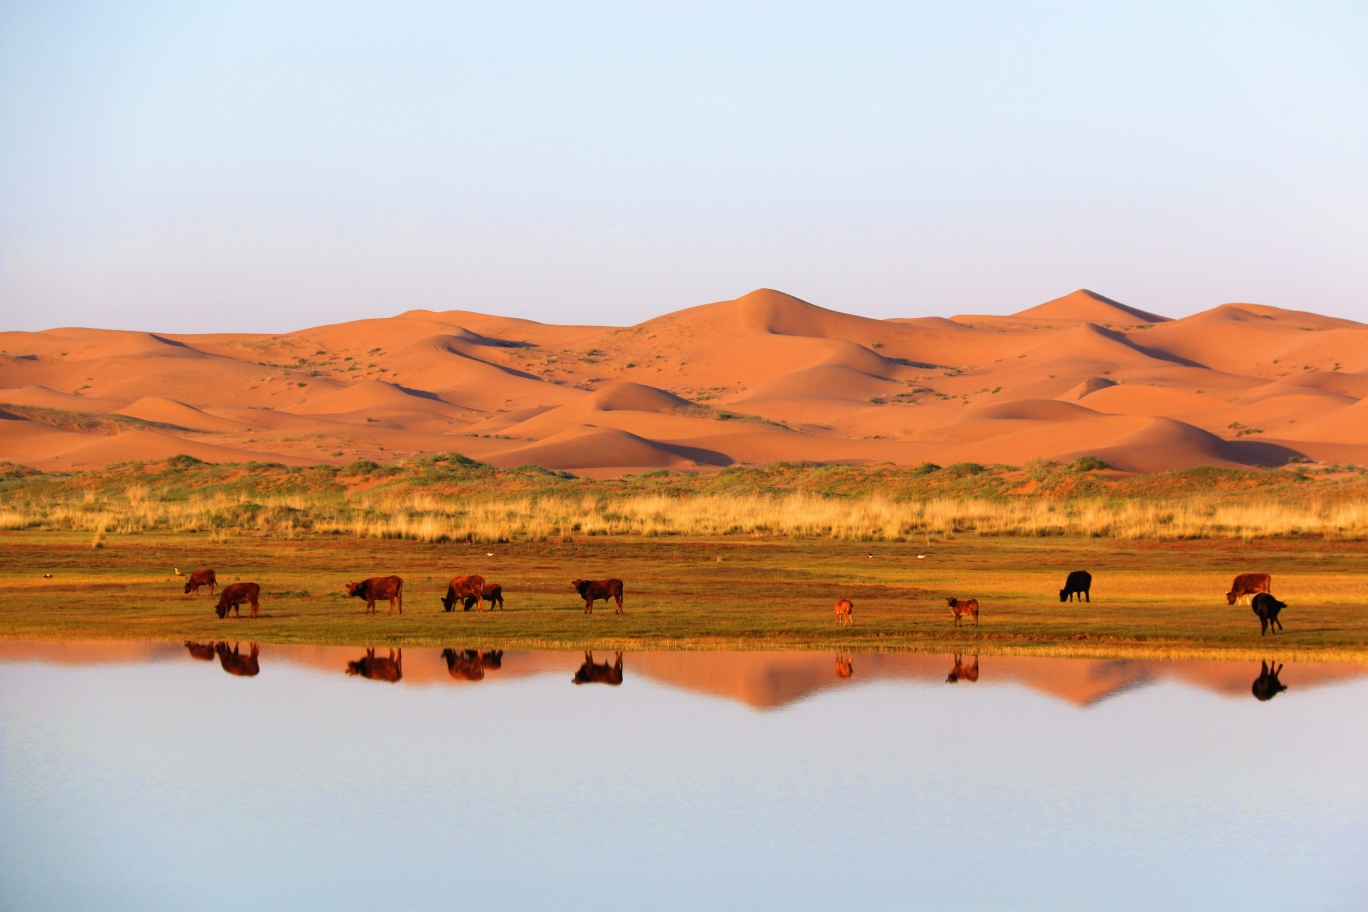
{"left": 1, "top": 1, "right": 1365, "bottom": 332}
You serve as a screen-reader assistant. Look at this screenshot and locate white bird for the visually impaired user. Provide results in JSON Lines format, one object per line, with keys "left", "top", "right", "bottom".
{"left": 43, "top": 573, "right": 52, "bottom": 579}
{"left": 917, "top": 555, "right": 925, "bottom": 559}
{"left": 487, "top": 552, "right": 493, "bottom": 557}
{"left": 174, "top": 567, "right": 183, "bottom": 576}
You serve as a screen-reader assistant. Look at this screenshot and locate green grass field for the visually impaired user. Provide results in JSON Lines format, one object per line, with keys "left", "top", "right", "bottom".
{"left": 2, "top": 530, "right": 1366, "bottom": 661}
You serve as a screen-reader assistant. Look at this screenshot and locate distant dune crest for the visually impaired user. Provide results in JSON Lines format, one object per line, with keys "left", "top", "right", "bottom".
{"left": 2, "top": 288, "right": 1366, "bottom": 474}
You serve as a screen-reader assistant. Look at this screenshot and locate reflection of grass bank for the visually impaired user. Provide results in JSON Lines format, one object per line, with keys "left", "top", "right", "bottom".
{"left": 2, "top": 532, "right": 1365, "bottom": 660}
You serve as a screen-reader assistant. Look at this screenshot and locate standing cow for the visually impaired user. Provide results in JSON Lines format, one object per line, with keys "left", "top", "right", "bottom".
{"left": 464, "top": 583, "right": 504, "bottom": 612}
{"left": 440, "top": 574, "right": 485, "bottom": 612}
{"left": 1059, "top": 570, "right": 1092, "bottom": 603}
{"left": 1226, "top": 573, "right": 1272, "bottom": 605}
{"left": 184, "top": 569, "right": 217, "bottom": 596}
{"left": 215, "top": 582, "right": 261, "bottom": 619}
{"left": 834, "top": 598, "right": 854, "bottom": 626}
{"left": 347, "top": 576, "right": 404, "bottom": 615}
{"left": 947, "top": 597, "right": 980, "bottom": 627}
{"left": 573, "top": 578, "right": 624, "bottom": 614}
{"left": 1251, "top": 592, "right": 1287, "bottom": 635}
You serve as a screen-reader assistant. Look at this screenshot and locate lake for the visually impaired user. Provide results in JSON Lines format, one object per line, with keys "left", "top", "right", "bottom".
{"left": 2, "top": 643, "right": 1365, "bottom": 911}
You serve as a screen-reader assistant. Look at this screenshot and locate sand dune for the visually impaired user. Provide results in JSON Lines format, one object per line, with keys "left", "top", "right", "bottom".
{"left": 2, "top": 288, "right": 1367, "bottom": 472}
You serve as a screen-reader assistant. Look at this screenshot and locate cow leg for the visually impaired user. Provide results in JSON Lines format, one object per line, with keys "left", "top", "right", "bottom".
{"left": 1085, "top": 590, "right": 1090, "bottom": 603}
{"left": 615, "top": 595, "right": 623, "bottom": 614}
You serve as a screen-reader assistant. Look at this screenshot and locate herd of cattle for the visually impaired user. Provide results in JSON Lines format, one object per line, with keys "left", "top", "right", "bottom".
{"left": 178, "top": 563, "right": 1291, "bottom": 636}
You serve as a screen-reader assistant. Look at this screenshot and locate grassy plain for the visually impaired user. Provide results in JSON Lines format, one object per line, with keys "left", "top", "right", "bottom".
{"left": 2, "top": 530, "right": 1366, "bottom": 662}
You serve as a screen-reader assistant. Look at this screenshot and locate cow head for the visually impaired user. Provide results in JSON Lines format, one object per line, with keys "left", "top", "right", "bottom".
{"left": 215, "top": 600, "right": 228, "bottom": 619}
{"left": 346, "top": 581, "right": 364, "bottom": 598}
{"left": 1058, "top": 588, "right": 1068, "bottom": 603}
{"left": 572, "top": 579, "right": 588, "bottom": 596}
{"left": 184, "top": 580, "right": 194, "bottom": 594}
{"left": 946, "top": 597, "right": 957, "bottom": 607}
{"left": 440, "top": 590, "right": 456, "bottom": 612}
{"left": 1225, "top": 590, "right": 1238, "bottom": 605}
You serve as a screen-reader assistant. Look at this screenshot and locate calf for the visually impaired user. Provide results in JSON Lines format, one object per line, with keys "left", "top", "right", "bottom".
{"left": 214, "top": 641, "right": 260, "bottom": 677}
{"left": 946, "top": 597, "right": 980, "bottom": 627}
{"left": 573, "top": 578, "right": 624, "bottom": 614}
{"left": 834, "top": 598, "right": 854, "bottom": 626}
{"left": 215, "top": 582, "right": 261, "bottom": 619}
{"left": 440, "top": 574, "right": 485, "bottom": 612}
{"left": 1251, "top": 592, "right": 1286, "bottom": 636}
{"left": 945, "top": 654, "right": 980, "bottom": 683}
{"left": 572, "top": 651, "right": 624, "bottom": 685}
{"left": 1252, "top": 661, "right": 1287, "bottom": 701}
{"left": 346, "top": 648, "right": 403, "bottom": 682}
{"left": 184, "top": 568, "right": 217, "bottom": 596}
{"left": 1059, "top": 570, "right": 1092, "bottom": 603}
{"left": 347, "top": 576, "right": 403, "bottom": 615}
{"left": 464, "top": 582, "right": 504, "bottom": 611}
{"left": 1226, "top": 572, "right": 1272, "bottom": 606}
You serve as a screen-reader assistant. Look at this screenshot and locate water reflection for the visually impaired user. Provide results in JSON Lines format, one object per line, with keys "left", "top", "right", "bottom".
{"left": 573, "top": 651, "right": 623, "bottom": 686}
{"left": 835, "top": 652, "right": 854, "bottom": 679}
{"left": 214, "top": 642, "right": 260, "bottom": 678}
{"left": 1252, "top": 660, "right": 1288, "bottom": 701}
{"left": 945, "top": 654, "right": 980, "bottom": 684}
{"left": 184, "top": 641, "right": 216, "bottom": 662}
{"left": 441, "top": 649, "right": 504, "bottom": 681}
{"left": 345, "top": 648, "right": 403, "bottom": 683}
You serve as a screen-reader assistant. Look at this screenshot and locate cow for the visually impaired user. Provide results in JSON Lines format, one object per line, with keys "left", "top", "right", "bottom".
{"left": 834, "top": 598, "right": 854, "bottom": 626}
{"left": 214, "top": 641, "right": 260, "bottom": 677}
{"left": 463, "top": 582, "right": 504, "bottom": 612}
{"left": 184, "top": 641, "right": 216, "bottom": 661}
{"left": 1059, "top": 570, "right": 1092, "bottom": 603}
{"left": 572, "top": 651, "right": 624, "bottom": 685}
{"left": 441, "top": 648, "right": 504, "bottom": 681}
{"left": 835, "top": 653, "right": 854, "bottom": 679}
{"left": 573, "top": 578, "right": 624, "bottom": 614}
{"left": 215, "top": 582, "right": 261, "bottom": 619}
{"left": 1251, "top": 592, "right": 1287, "bottom": 635}
{"left": 947, "top": 597, "right": 980, "bottom": 627}
{"left": 1252, "top": 661, "right": 1287, "bottom": 701}
{"left": 347, "top": 576, "right": 403, "bottom": 615}
{"left": 184, "top": 568, "right": 217, "bottom": 596}
{"left": 945, "top": 654, "right": 980, "bottom": 683}
{"left": 440, "top": 574, "right": 486, "bottom": 612}
{"left": 1226, "top": 572, "right": 1272, "bottom": 606}
{"left": 346, "top": 648, "right": 403, "bottom": 682}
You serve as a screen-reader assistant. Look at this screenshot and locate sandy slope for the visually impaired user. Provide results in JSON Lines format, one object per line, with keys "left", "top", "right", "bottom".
{"left": 3, "top": 288, "right": 1367, "bottom": 473}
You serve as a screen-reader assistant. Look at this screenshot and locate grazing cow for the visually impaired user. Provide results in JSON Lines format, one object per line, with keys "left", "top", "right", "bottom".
{"left": 184, "top": 641, "right": 216, "bottom": 661}
{"left": 441, "top": 648, "right": 504, "bottom": 681}
{"left": 346, "top": 648, "right": 403, "bottom": 682}
{"left": 835, "top": 653, "right": 854, "bottom": 679}
{"left": 1059, "top": 570, "right": 1092, "bottom": 603}
{"left": 184, "top": 568, "right": 217, "bottom": 596}
{"left": 463, "top": 582, "right": 504, "bottom": 612}
{"left": 1226, "top": 572, "right": 1272, "bottom": 606}
{"left": 572, "top": 578, "right": 624, "bottom": 614}
{"left": 945, "top": 654, "right": 980, "bottom": 683}
{"left": 1251, "top": 592, "right": 1287, "bottom": 636}
{"left": 572, "top": 651, "right": 624, "bottom": 685}
{"left": 214, "top": 582, "right": 261, "bottom": 619}
{"left": 946, "top": 597, "right": 980, "bottom": 627}
{"left": 1252, "top": 661, "right": 1287, "bottom": 701}
{"left": 834, "top": 598, "right": 854, "bottom": 626}
{"left": 440, "top": 574, "right": 486, "bottom": 612}
{"left": 214, "top": 642, "right": 259, "bottom": 677}
{"left": 347, "top": 576, "right": 404, "bottom": 615}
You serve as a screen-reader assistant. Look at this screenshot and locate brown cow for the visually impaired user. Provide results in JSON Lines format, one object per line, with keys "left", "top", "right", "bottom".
{"left": 441, "top": 648, "right": 504, "bottom": 681}
{"left": 947, "top": 597, "right": 980, "bottom": 627}
{"left": 214, "top": 641, "right": 260, "bottom": 677}
{"left": 834, "top": 598, "right": 854, "bottom": 626}
{"left": 347, "top": 576, "right": 403, "bottom": 615}
{"left": 184, "top": 641, "right": 216, "bottom": 661}
{"left": 1226, "top": 572, "right": 1272, "bottom": 605}
{"left": 215, "top": 582, "right": 261, "bottom": 619}
{"left": 463, "top": 582, "right": 504, "bottom": 612}
{"left": 184, "top": 569, "right": 217, "bottom": 596}
{"left": 346, "top": 648, "right": 403, "bottom": 682}
{"left": 573, "top": 578, "right": 624, "bottom": 614}
{"left": 945, "top": 654, "right": 980, "bottom": 683}
{"left": 835, "top": 652, "right": 854, "bottom": 678}
{"left": 440, "top": 574, "right": 486, "bottom": 612}
{"left": 1252, "top": 660, "right": 1287, "bottom": 701}
{"left": 572, "top": 651, "right": 624, "bottom": 685}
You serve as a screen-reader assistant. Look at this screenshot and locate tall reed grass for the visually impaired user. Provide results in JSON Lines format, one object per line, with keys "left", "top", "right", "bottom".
{"left": 3, "top": 489, "right": 1367, "bottom": 542}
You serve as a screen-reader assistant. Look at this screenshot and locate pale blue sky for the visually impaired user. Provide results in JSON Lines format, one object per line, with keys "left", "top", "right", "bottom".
{"left": 1, "top": 1, "right": 1365, "bottom": 332}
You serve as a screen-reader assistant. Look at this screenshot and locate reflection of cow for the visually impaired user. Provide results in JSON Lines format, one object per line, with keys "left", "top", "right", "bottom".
{"left": 441, "top": 649, "right": 505, "bottom": 681}
{"left": 834, "top": 598, "right": 854, "bottom": 626}
{"left": 440, "top": 575, "right": 485, "bottom": 612}
{"left": 464, "top": 583, "right": 504, "bottom": 612}
{"left": 346, "top": 648, "right": 403, "bottom": 682}
{"left": 835, "top": 653, "right": 854, "bottom": 678}
{"left": 347, "top": 576, "right": 403, "bottom": 615}
{"left": 184, "top": 569, "right": 217, "bottom": 596}
{"left": 1252, "top": 661, "right": 1287, "bottom": 701}
{"left": 215, "top": 582, "right": 261, "bottom": 619}
{"left": 1059, "top": 570, "right": 1092, "bottom": 603}
{"left": 214, "top": 642, "right": 260, "bottom": 677}
{"left": 1252, "top": 592, "right": 1287, "bottom": 635}
{"left": 573, "top": 578, "right": 624, "bottom": 614}
{"left": 184, "top": 641, "right": 216, "bottom": 661}
{"left": 945, "top": 654, "right": 980, "bottom": 683}
{"left": 947, "top": 597, "right": 979, "bottom": 627}
{"left": 572, "top": 651, "right": 623, "bottom": 685}
{"left": 1226, "top": 573, "right": 1271, "bottom": 606}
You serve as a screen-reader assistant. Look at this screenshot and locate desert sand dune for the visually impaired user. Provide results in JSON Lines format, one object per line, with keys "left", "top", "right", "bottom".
{"left": 3, "top": 288, "right": 1368, "bottom": 472}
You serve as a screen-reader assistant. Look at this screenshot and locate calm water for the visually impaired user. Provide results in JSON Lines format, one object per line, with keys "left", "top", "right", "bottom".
{"left": 1, "top": 643, "right": 1365, "bottom": 912}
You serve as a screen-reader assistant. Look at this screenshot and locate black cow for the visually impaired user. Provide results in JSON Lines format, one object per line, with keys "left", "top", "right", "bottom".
{"left": 1252, "top": 592, "right": 1287, "bottom": 635}
{"left": 1059, "top": 570, "right": 1092, "bottom": 603}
